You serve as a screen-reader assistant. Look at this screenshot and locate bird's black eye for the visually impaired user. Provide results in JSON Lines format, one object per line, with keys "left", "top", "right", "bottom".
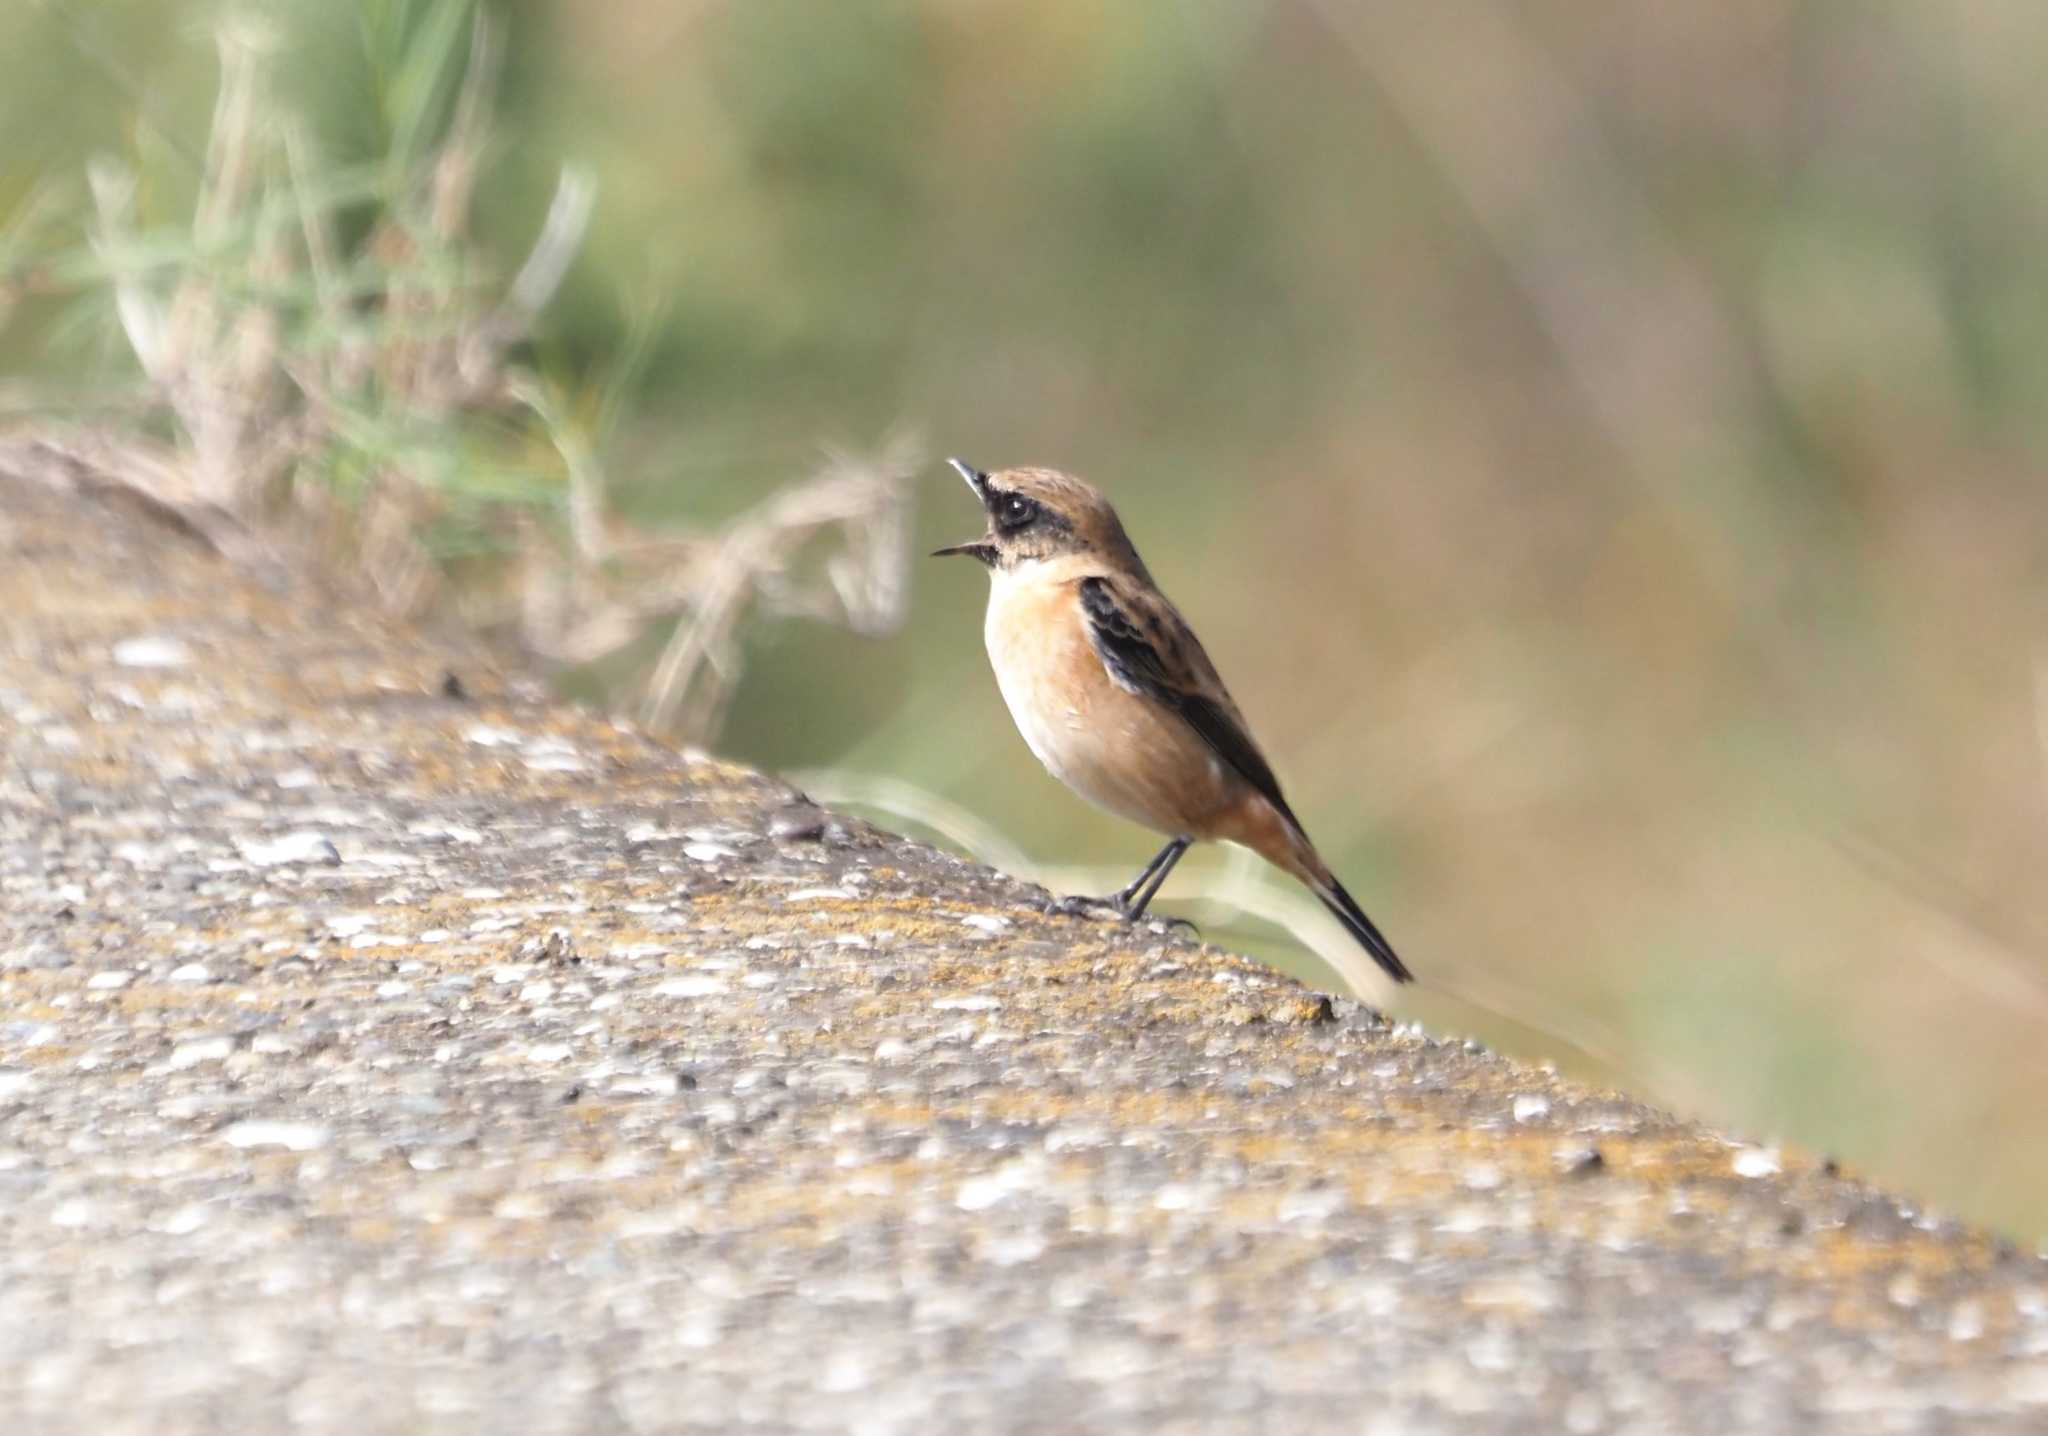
{"left": 995, "top": 493, "right": 1039, "bottom": 533}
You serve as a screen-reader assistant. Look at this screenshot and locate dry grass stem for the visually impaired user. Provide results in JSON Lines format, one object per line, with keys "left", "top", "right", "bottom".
{"left": 13, "top": 10, "right": 917, "bottom": 744}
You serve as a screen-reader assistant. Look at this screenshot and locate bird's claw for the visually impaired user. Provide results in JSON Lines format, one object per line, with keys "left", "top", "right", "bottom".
{"left": 1044, "top": 892, "right": 1122, "bottom": 920}
{"left": 1043, "top": 891, "right": 1199, "bottom": 937}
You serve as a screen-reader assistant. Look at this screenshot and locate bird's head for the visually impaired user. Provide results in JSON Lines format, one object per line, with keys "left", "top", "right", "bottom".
{"left": 932, "top": 459, "right": 1143, "bottom": 575}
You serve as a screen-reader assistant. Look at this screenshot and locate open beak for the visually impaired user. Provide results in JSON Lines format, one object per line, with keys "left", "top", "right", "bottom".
{"left": 946, "top": 457, "right": 990, "bottom": 498}
{"left": 931, "top": 457, "right": 998, "bottom": 564}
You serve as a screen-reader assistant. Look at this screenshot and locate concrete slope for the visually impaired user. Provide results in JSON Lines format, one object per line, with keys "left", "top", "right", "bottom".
{"left": 2, "top": 467, "right": 2045, "bottom": 1433}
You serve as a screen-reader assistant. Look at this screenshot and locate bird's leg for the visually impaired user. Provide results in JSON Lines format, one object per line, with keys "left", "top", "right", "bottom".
{"left": 1047, "top": 838, "right": 1180, "bottom": 915}
{"left": 1047, "top": 837, "right": 1197, "bottom": 933}
{"left": 1121, "top": 837, "right": 1190, "bottom": 920}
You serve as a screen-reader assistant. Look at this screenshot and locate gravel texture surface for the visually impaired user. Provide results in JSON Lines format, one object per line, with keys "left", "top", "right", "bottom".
{"left": 4, "top": 467, "right": 2048, "bottom": 1434}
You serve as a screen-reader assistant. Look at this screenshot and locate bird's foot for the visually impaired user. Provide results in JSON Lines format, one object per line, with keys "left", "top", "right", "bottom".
{"left": 1043, "top": 891, "right": 1199, "bottom": 936}
{"left": 1043, "top": 892, "right": 1123, "bottom": 921}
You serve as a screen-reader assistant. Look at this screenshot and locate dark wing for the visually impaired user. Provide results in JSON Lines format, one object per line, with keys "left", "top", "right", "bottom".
{"left": 1079, "top": 574, "right": 1413, "bottom": 983}
{"left": 1077, "top": 574, "right": 1303, "bottom": 833}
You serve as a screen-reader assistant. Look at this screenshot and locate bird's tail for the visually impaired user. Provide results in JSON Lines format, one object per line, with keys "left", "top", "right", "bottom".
{"left": 1307, "top": 868, "right": 1413, "bottom": 985}
{"left": 1227, "top": 798, "right": 1414, "bottom": 985}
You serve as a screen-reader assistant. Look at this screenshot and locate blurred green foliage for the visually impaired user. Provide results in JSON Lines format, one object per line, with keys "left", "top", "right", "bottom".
{"left": 8, "top": 0, "right": 2048, "bottom": 1240}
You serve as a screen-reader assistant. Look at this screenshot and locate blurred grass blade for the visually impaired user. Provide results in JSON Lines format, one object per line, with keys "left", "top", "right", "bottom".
{"left": 380, "top": 0, "right": 476, "bottom": 189}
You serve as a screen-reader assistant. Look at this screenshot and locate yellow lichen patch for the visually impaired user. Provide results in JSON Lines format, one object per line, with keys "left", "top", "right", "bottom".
{"left": 106, "top": 985, "right": 283, "bottom": 1016}
{"left": 6, "top": 1043, "right": 81, "bottom": 1067}
{"left": 1776, "top": 1225, "right": 2005, "bottom": 1286}
{"left": 1600, "top": 1135, "right": 1805, "bottom": 1189}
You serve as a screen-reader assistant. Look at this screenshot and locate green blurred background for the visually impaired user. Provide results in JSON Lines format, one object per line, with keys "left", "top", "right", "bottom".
{"left": 8, "top": 1, "right": 2048, "bottom": 1238}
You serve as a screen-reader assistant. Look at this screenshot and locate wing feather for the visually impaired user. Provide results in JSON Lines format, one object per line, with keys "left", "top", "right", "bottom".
{"left": 1076, "top": 574, "right": 1412, "bottom": 983}
{"left": 1076, "top": 575, "right": 1303, "bottom": 833}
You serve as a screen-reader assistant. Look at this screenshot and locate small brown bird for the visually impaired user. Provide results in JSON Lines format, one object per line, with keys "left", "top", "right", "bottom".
{"left": 934, "top": 460, "right": 1412, "bottom": 983}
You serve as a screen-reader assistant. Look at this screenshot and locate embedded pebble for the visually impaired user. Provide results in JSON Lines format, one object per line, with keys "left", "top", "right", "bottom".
{"left": 1278, "top": 1186, "right": 1346, "bottom": 1223}
{"left": 153, "top": 1205, "right": 212, "bottom": 1237}
{"left": 1734, "top": 1148, "right": 1783, "bottom": 1179}
{"left": 655, "top": 976, "right": 727, "bottom": 999}
{"left": 220, "top": 1121, "right": 332, "bottom": 1152}
{"left": 956, "top": 1168, "right": 1032, "bottom": 1212}
{"left": 238, "top": 831, "right": 342, "bottom": 867}
{"left": 111, "top": 636, "right": 190, "bottom": 668}
{"left": 166, "top": 1036, "right": 235, "bottom": 1070}
{"left": 1462, "top": 1163, "right": 1505, "bottom": 1192}
{"left": 521, "top": 738, "right": 589, "bottom": 773}
{"left": 768, "top": 808, "right": 827, "bottom": 841}
{"left": 1556, "top": 1145, "right": 1607, "bottom": 1177}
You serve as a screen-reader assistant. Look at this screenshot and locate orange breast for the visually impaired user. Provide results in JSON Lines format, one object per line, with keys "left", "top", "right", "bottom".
{"left": 983, "top": 565, "right": 1249, "bottom": 838}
